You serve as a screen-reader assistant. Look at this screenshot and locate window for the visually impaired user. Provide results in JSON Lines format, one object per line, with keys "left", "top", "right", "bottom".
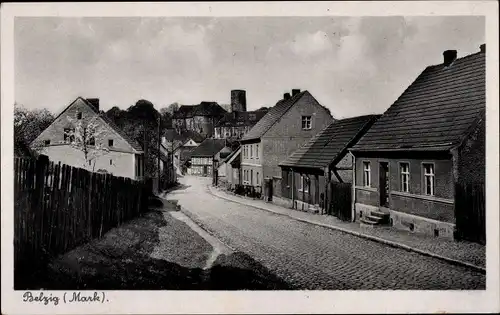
{"left": 77, "top": 112, "right": 82, "bottom": 120}
{"left": 44, "top": 140, "right": 51, "bottom": 146}
{"left": 299, "top": 175, "right": 309, "bottom": 193}
{"left": 256, "top": 172, "right": 260, "bottom": 185}
{"left": 110, "top": 159, "right": 113, "bottom": 165}
{"left": 363, "top": 161, "right": 371, "bottom": 187}
{"left": 250, "top": 170, "right": 253, "bottom": 185}
{"left": 108, "top": 139, "right": 114, "bottom": 147}
{"left": 423, "top": 163, "right": 435, "bottom": 196}
{"left": 250, "top": 145, "right": 253, "bottom": 159}
{"left": 302, "top": 116, "right": 312, "bottom": 130}
{"left": 88, "top": 160, "right": 92, "bottom": 166}
{"left": 256, "top": 144, "right": 259, "bottom": 159}
{"left": 88, "top": 136, "right": 95, "bottom": 146}
{"left": 63, "top": 128, "right": 75, "bottom": 143}
{"left": 400, "top": 163, "right": 410, "bottom": 192}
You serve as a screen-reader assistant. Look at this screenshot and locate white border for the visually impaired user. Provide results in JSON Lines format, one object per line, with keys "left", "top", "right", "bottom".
{"left": 2, "top": 2, "right": 499, "bottom": 314}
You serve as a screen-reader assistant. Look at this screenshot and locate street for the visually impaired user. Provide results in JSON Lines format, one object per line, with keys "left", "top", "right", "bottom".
{"left": 167, "top": 176, "right": 486, "bottom": 290}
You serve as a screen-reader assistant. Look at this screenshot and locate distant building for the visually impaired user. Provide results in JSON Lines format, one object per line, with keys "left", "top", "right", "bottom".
{"left": 163, "top": 129, "right": 205, "bottom": 175}
{"left": 172, "top": 102, "right": 227, "bottom": 138}
{"left": 31, "top": 97, "right": 144, "bottom": 180}
{"left": 239, "top": 89, "right": 334, "bottom": 196}
{"left": 350, "top": 45, "right": 485, "bottom": 240}
{"left": 189, "top": 138, "right": 231, "bottom": 177}
{"left": 214, "top": 110, "right": 268, "bottom": 140}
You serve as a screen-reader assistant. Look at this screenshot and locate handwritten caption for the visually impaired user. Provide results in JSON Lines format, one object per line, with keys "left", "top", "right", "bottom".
{"left": 23, "top": 291, "right": 109, "bottom": 306}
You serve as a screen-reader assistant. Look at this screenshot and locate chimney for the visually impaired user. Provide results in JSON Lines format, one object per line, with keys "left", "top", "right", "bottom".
{"left": 443, "top": 50, "right": 457, "bottom": 66}
{"left": 284, "top": 93, "right": 291, "bottom": 100}
{"left": 480, "top": 44, "right": 486, "bottom": 53}
{"left": 230, "top": 90, "right": 247, "bottom": 112}
{"left": 87, "top": 98, "right": 100, "bottom": 111}
{"left": 292, "top": 89, "right": 301, "bottom": 96}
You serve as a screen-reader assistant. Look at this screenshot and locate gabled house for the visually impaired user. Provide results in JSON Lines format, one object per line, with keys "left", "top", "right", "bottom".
{"left": 216, "top": 146, "right": 242, "bottom": 189}
{"left": 350, "top": 45, "right": 486, "bottom": 240}
{"left": 163, "top": 129, "right": 205, "bottom": 175}
{"left": 172, "top": 102, "right": 227, "bottom": 138}
{"left": 240, "top": 89, "right": 334, "bottom": 198}
{"left": 31, "top": 97, "right": 144, "bottom": 180}
{"left": 279, "top": 115, "right": 380, "bottom": 213}
{"left": 189, "top": 138, "right": 231, "bottom": 177}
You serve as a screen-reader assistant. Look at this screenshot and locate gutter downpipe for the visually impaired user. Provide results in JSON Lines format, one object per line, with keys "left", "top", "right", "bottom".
{"left": 351, "top": 151, "right": 356, "bottom": 222}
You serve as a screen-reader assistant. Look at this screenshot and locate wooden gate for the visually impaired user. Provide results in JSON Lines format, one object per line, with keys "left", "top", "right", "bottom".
{"left": 327, "top": 181, "right": 352, "bottom": 221}
{"left": 454, "top": 182, "right": 485, "bottom": 244}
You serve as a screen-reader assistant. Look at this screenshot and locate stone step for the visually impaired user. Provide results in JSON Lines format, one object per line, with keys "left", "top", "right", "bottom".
{"left": 365, "top": 215, "right": 384, "bottom": 223}
{"left": 359, "top": 217, "right": 379, "bottom": 226}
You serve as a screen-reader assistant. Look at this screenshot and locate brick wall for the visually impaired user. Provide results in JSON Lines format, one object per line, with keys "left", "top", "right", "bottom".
{"left": 458, "top": 116, "right": 485, "bottom": 185}
{"left": 261, "top": 93, "right": 333, "bottom": 179}
{"left": 354, "top": 155, "right": 455, "bottom": 222}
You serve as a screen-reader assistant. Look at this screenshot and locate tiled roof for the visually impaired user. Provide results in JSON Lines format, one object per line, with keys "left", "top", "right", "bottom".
{"left": 241, "top": 91, "right": 308, "bottom": 142}
{"left": 190, "top": 138, "right": 227, "bottom": 157}
{"left": 173, "top": 102, "right": 227, "bottom": 119}
{"left": 280, "top": 115, "right": 380, "bottom": 169}
{"left": 215, "top": 110, "right": 268, "bottom": 128}
{"left": 352, "top": 49, "right": 485, "bottom": 152}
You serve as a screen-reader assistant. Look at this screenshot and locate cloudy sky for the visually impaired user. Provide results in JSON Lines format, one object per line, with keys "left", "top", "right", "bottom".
{"left": 15, "top": 16, "right": 484, "bottom": 118}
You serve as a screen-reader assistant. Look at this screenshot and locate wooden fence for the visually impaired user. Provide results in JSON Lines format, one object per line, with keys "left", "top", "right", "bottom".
{"left": 14, "top": 155, "right": 148, "bottom": 272}
{"left": 454, "top": 182, "right": 486, "bottom": 245}
{"left": 327, "top": 181, "right": 352, "bottom": 221}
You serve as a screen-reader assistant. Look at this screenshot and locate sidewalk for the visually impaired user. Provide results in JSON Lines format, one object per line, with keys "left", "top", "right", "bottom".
{"left": 208, "top": 185, "right": 486, "bottom": 272}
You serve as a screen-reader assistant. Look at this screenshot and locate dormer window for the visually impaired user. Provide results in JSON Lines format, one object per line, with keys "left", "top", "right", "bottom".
{"left": 77, "top": 112, "right": 82, "bottom": 120}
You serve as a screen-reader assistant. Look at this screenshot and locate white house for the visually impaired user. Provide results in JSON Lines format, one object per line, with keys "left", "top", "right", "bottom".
{"left": 31, "top": 97, "right": 144, "bottom": 180}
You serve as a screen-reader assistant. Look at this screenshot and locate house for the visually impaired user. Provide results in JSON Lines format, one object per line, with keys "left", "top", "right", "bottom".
{"left": 279, "top": 115, "right": 380, "bottom": 214}
{"left": 189, "top": 138, "right": 231, "bottom": 177}
{"left": 31, "top": 97, "right": 145, "bottom": 180}
{"left": 213, "top": 89, "right": 269, "bottom": 140}
{"left": 214, "top": 110, "right": 268, "bottom": 140}
{"left": 172, "top": 101, "right": 227, "bottom": 138}
{"left": 349, "top": 45, "right": 486, "bottom": 240}
{"left": 239, "top": 89, "right": 334, "bottom": 198}
{"left": 163, "top": 129, "right": 205, "bottom": 175}
{"left": 216, "top": 146, "right": 242, "bottom": 189}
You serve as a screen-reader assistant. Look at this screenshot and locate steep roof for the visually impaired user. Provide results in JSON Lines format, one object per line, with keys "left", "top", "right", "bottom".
{"left": 352, "top": 49, "right": 485, "bottom": 152}
{"left": 190, "top": 138, "right": 228, "bottom": 157}
{"left": 241, "top": 91, "right": 309, "bottom": 142}
{"left": 280, "top": 115, "right": 380, "bottom": 170}
{"left": 215, "top": 110, "right": 268, "bottom": 128}
{"left": 41, "top": 97, "right": 143, "bottom": 152}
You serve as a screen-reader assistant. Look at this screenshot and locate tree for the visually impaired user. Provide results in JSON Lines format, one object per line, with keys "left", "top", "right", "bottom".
{"left": 166, "top": 102, "right": 179, "bottom": 115}
{"left": 64, "top": 114, "right": 110, "bottom": 171}
{"left": 14, "top": 103, "right": 54, "bottom": 145}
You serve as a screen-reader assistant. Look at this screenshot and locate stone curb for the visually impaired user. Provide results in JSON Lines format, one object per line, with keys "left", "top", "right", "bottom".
{"left": 207, "top": 185, "right": 486, "bottom": 274}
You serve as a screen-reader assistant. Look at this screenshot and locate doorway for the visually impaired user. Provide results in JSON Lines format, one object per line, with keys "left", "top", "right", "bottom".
{"left": 379, "top": 162, "right": 389, "bottom": 207}
{"left": 203, "top": 165, "right": 208, "bottom": 176}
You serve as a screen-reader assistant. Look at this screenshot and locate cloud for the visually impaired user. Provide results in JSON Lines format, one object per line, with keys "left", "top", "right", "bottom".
{"left": 289, "top": 31, "right": 333, "bottom": 57}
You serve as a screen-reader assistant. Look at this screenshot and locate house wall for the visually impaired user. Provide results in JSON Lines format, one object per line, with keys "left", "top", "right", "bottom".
{"left": 332, "top": 153, "right": 354, "bottom": 183}
{"left": 458, "top": 116, "right": 485, "bottom": 185}
{"left": 191, "top": 156, "right": 213, "bottom": 176}
{"left": 261, "top": 93, "right": 333, "bottom": 179}
{"left": 40, "top": 145, "right": 136, "bottom": 179}
{"left": 215, "top": 126, "right": 252, "bottom": 139}
{"left": 353, "top": 154, "right": 455, "bottom": 238}
{"left": 281, "top": 168, "right": 325, "bottom": 207}
{"left": 241, "top": 140, "right": 263, "bottom": 187}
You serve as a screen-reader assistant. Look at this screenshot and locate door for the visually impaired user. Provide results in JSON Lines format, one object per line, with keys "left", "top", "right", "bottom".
{"left": 203, "top": 165, "right": 208, "bottom": 176}
{"left": 379, "top": 162, "right": 389, "bottom": 207}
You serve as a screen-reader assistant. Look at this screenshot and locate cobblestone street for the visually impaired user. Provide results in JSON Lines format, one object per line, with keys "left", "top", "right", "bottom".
{"left": 166, "top": 176, "right": 486, "bottom": 290}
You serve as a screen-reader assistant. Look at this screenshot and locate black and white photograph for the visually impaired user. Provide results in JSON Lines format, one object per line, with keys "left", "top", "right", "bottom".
{"left": 1, "top": 1, "right": 499, "bottom": 314}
